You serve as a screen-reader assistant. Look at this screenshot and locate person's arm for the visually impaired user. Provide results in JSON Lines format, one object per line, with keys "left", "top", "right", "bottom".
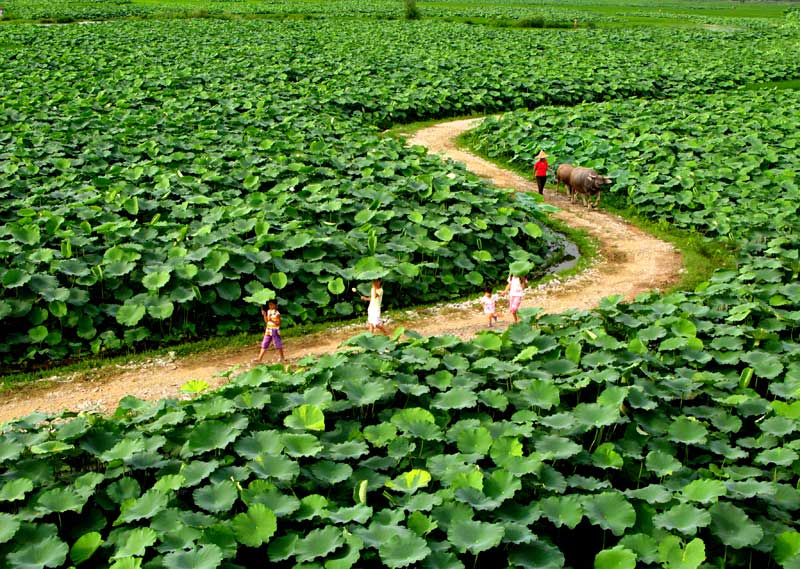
{"left": 273, "top": 312, "right": 281, "bottom": 328}
{"left": 261, "top": 309, "right": 269, "bottom": 324}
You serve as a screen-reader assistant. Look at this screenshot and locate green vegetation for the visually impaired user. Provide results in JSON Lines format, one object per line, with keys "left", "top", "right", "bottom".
{"left": 2, "top": 1, "right": 800, "bottom": 568}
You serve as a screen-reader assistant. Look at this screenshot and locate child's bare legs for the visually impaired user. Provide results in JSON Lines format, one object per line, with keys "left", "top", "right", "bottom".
{"left": 375, "top": 323, "right": 388, "bottom": 335}
{"left": 254, "top": 348, "right": 266, "bottom": 362}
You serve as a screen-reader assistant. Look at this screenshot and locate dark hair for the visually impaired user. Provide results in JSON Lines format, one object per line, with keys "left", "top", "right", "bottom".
{"left": 484, "top": 288, "right": 492, "bottom": 294}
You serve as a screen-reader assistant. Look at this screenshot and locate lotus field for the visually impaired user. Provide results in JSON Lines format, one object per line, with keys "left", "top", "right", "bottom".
{"left": 2, "top": 3, "right": 800, "bottom": 569}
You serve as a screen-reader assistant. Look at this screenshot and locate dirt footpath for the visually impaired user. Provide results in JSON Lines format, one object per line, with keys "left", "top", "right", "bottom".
{"left": 0, "top": 118, "right": 682, "bottom": 424}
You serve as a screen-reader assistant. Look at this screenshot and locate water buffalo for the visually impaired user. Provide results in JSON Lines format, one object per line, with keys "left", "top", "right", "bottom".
{"left": 555, "top": 164, "right": 575, "bottom": 199}
{"left": 569, "top": 167, "right": 612, "bottom": 208}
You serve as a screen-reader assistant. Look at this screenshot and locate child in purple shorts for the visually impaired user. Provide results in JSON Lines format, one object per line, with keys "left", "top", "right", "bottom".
{"left": 253, "top": 300, "right": 285, "bottom": 363}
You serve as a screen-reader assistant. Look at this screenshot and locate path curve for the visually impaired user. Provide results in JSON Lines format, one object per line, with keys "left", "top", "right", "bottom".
{"left": 0, "top": 118, "right": 682, "bottom": 423}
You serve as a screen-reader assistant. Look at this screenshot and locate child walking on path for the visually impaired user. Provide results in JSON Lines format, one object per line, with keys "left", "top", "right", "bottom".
{"left": 253, "top": 300, "right": 285, "bottom": 363}
{"left": 360, "top": 279, "right": 388, "bottom": 335}
{"left": 502, "top": 274, "right": 528, "bottom": 323}
{"left": 534, "top": 150, "right": 549, "bottom": 195}
{"left": 480, "top": 288, "right": 500, "bottom": 328}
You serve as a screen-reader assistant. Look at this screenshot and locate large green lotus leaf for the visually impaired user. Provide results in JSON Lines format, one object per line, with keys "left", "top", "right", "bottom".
{"left": 709, "top": 502, "right": 764, "bottom": 549}
{"left": 294, "top": 526, "right": 344, "bottom": 563}
{"left": 327, "top": 504, "right": 372, "bottom": 524}
{"left": 658, "top": 536, "right": 705, "bottom": 569}
{"left": 760, "top": 416, "right": 797, "bottom": 437}
{"left": 310, "top": 461, "right": 353, "bottom": 486}
{"left": 353, "top": 256, "right": 389, "bottom": 280}
{"left": 267, "top": 534, "right": 298, "bottom": 563}
{"left": 645, "top": 450, "right": 682, "bottom": 477}
{"left": 35, "top": 487, "right": 88, "bottom": 514}
{"left": 755, "top": 447, "right": 799, "bottom": 467}
{"left": 594, "top": 546, "right": 636, "bottom": 569}
{"left": 241, "top": 481, "right": 299, "bottom": 517}
{"left": 447, "top": 519, "right": 504, "bottom": 554}
{"left": 473, "top": 332, "right": 503, "bottom": 351}
{"left": 324, "top": 533, "right": 363, "bottom": 569}
{"left": 142, "top": 271, "right": 170, "bottom": 291}
{"left": 431, "top": 387, "right": 477, "bottom": 410}
{"left": 179, "top": 460, "right": 219, "bottom": 487}
{"left": 281, "top": 433, "right": 323, "bottom": 457}
{"left": 105, "top": 261, "right": 136, "bottom": 277}
{"left": 592, "top": 442, "right": 623, "bottom": 469}
{"left": 100, "top": 436, "right": 145, "bottom": 462}
{"left": 10, "top": 224, "right": 41, "bottom": 245}
{"left": 248, "top": 454, "right": 299, "bottom": 481}
{"left": 235, "top": 430, "right": 283, "bottom": 459}
{"left": 30, "top": 441, "right": 74, "bottom": 455}
{"left": 583, "top": 492, "right": 636, "bottom": 536}
{"left": 572, "top": 403, "right": 620, "bottom": 429}
{"left": 0, "top": 478, "right": 34, "bottom": 502}
{"left": 337, "top": 377, "right": 388, "bottom": 407}
{"left": 518, "top": 380, "right": 559, "bottom": 410}
{"left": 216, "top": 280, "right": 241, "bottom": 301}
{"left": 378, "top": 532, "right": 431, "bottom": 568}
{"left": 181, "top": 416, "right": 248, "bottom": 457}
{"left": 3, "top": 269, "right": 31, "bottom": 288}
{"left": 204, "top": 250, "right": 229, "bottom": 272}
{"left": 540, "top": 495, "right": 584, "bottom": 529}
{"left": 653, "top": 503, "right": 711, "bottom": 535}
{"left": 385, "top": 469, "right": 431, "bottom": 494}
{"left": 244, "top": 288, "right": 276, "bottom": 305}
{"left": 284, "top": 404, "right": 326, "bottom": 431}
{"left": 363, "top": 423, "right": 398, "bottom": 447}
{"left": 625, "top": 484, "right": 672, "bottom": 504}
{"left": 70, "top": 531, "right": 103, "bottom": 564}
{"left": 508, "top": 540, "right": 565, "bottom": 569}
{"left": 116, "top": 303, "right": 146, "bottom": 327}
{"left": 324, "top": 441, "right": 369, "bottom": 461}
{"left": 667, "top": 417, "right": 708, "bottom": 445}
{"left": 194, "top": 480, "right": 238, "bottom": 513}
{"left": 536, "top": 435, "right": 582, "bottom": 460}
{"left": 7, "top": 535, "right": 68, "bottom": 569}
{"left": 116, "top": 489, "right": 168, "bottom": 524}
{"left": 774, "top": 532, "right": 800, "bottom": 564}
{"left": 327, "top": 277, "right": 346, "bottom": 295}
{"left": 106, "top": 477, "right": 142, "bottom": 504}
{"left": 163, "top": 544, "right": 223, "bottom": 569}
{"left": 295, "top": 494, "right": 328, "bottom": 522}
{"left": 681, "top": 479, "right": 727, "bottom": 504}
{"left": 0, "top": 512, "right": 21, "bottom": 544}
{"left": 28, "top": 325, "right": 49, "bottom": 344}
{"left": 742, "top": 351, "right": 784, "bottom": 379}
{"left": 233, "top": 504, "right": 277, "bottom": 548}
{"left": 112, "top": 527, "right": 155, "bottom": 560}
{"left": 456, "top": 426, "right": 493, "bottom": 455}
{"left": 619, "top": 533, "right": 659, "bottom": 565}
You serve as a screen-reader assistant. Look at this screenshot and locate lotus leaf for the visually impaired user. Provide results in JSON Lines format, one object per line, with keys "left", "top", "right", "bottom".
{"left": 594, "top": 546, "right": 636, "bottom": 569}
{"left": 386, "top": 469, "right": 432, "bottom": 494}
{"left": 285, "top": 404, "right": 326, "bottom": 431}
{"left": 709, "top": 502, "right": 764, "bottom": 549}
{"left": 447, "top": 519, "right": 504, "bottom": 554}
{"left": 232, "top": 504, "right": 277, "bottom": 548}
{"left": 6, "top": 535, "right": 68, "bottom": 569}
{"left": 163, "top": 544, "right": 223, "bottom": 569}
{"left": 653, "top": 504, "right": 711, "bottom": 536}
{"left": 658, "top": 536, "right": 705, "bottom": 569}
{"left": 294, "top": 526, "right": 344, "bottom": 563}
{"left": 379, "top": 532, "right": 431, "bottom": 568}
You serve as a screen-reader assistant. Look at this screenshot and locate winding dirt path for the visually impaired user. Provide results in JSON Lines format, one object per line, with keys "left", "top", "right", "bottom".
{"left": 0, "top": 118, "right": 682, "bottom": 424}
